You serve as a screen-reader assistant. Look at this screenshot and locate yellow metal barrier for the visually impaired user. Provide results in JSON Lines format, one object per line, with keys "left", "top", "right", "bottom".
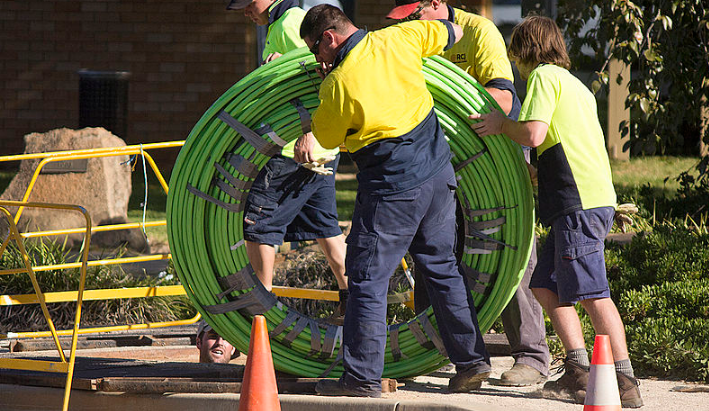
{"left": 0, "top": 141, "right": 183, "bottom": 224}
{"left": 0, "top": 141, "right": 202, "bottom": 339}
{"left": 0, "top": 201, "right": 91, "bottom": 411}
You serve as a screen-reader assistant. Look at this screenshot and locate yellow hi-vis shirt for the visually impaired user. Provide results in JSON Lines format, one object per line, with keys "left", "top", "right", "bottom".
{"left": 262, "top": 0, "right": 338, "bottom": 160}
{"left": 520, "top": 64, "right": 616, "bottom": 223}
{"left": 262, "top": 1, "right": 306, "bottom": 61}
{"left": 443, "top": 7, "right": 514, "bottom": 86}
{"left": 312, "top": 20, "right": 451, "bottom": 153}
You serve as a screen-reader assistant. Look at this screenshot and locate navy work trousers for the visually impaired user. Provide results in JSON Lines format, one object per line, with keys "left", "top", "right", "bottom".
{"left": 341, "top": 165, "right": 490, "bottom": 394}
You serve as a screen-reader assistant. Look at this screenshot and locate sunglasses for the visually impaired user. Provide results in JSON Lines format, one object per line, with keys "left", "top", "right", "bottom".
{"left": 398, "top": 6, "right": 424, "bottom": 22}
{"left": 310, "top": 26, "right": 336, "bottom": 56}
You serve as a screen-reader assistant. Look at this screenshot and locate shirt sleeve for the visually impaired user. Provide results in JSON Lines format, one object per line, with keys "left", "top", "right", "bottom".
{"left": 468, "top": 19, "right": 514, "bottom": 85}
{"left": 312, "top": 75, "right": 352, "bottom": 150}
{"left": 396, "top": 20, "right": 451, "bottom": 59}
{"left": 519, "top": 68, "right": 556, "bottom": 125}
{"left": 436, "top": 19, "right": 456, "bottom": 51}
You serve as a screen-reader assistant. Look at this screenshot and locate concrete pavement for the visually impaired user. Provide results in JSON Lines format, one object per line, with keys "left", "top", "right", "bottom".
{"left": 0, "top": 383, "right": 506, "bottom": 411}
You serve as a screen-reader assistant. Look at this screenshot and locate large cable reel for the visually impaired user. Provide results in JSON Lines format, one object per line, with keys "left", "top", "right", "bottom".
{"left": 167, "top": 48, "right": 535, "bottom": 378}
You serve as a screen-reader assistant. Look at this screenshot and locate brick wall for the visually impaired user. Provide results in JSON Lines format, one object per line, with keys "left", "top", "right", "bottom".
{"left": 0, "top": 0, "right": 483, "bottom": 167}
{"left": 0, "top": 0, "right": 257, "bottom": 167}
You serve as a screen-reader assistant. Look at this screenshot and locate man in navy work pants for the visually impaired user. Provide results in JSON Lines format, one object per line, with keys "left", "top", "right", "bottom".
{"left": 299, "top": 5, "right": 491, "bottom": 397}
{"left": 387, "top": 0, "right": 550, "bottom": 386}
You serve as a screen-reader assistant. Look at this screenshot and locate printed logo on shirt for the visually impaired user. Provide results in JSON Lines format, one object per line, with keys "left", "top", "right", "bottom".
{"left": 451, "top": 53, "right": 467, "bottom": 64}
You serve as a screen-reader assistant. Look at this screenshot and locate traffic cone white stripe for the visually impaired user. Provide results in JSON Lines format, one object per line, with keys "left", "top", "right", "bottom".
{"left": 586, "top": 364, "right": 621, "bottom": 405}
{"left": 584, "top": 334, "right": 621, "bottom": 411}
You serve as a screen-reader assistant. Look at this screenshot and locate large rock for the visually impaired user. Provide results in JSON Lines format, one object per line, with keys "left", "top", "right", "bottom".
{"left": 0, "top": 127, "right": 148, "bottom": 252}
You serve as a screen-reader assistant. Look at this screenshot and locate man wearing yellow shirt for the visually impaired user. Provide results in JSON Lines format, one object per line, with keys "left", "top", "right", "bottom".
{"left": 387, "top": 0, "right": 550, "bottom": 387}
{"left": 227, "top": 0, "right": 348, "bottom": 318}
{"left": 300, "top": 4, "right": 490, "bottom": 397}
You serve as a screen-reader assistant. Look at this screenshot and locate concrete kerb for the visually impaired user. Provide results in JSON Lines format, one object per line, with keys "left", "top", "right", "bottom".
{"left": 0, "top": 383, "right": 506, "bottom": 411}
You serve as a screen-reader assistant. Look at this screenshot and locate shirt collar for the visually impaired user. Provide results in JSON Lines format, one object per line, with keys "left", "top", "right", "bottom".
{"left": 268, "top": 0, "right": 299, "bottom": 26}
{"left": 447, "top": 4, "right": 455, "bottom": 22}
{"left": 331, "top": 29, "right": 367, "bottom": 70}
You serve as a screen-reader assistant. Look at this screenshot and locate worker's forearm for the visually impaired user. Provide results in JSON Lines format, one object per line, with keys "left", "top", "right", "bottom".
{"left": 485, "top": 87, "right": 513, "bottom": 116}
{"left": 501, "top": 119, "right": 546, "bottom": 148}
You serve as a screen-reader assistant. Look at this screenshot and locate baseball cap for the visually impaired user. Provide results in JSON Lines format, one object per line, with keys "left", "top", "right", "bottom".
{"left": 196, "top": 320, "right": 213, "bottom": 337}
{"left": 386, "top": 0, "right": 421, "bottom": 20}
{"left": 226, "top": 0, "right": 253, "bottom": 10}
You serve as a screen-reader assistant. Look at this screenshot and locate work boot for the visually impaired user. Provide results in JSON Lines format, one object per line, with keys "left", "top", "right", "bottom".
{"left": 315, "top": 378, "right": 381, "bottom": 398}
{"left": 499, "top": 363, "right": 546, "bottom": 386}
{"left": 617, "top": 372, "right": 644, "bottom": 408}
{"left": 449, "top": 367, "right": 490, "bottom": 393}
{"left": 542, "top": 357, "right": 589, "bottom": 404}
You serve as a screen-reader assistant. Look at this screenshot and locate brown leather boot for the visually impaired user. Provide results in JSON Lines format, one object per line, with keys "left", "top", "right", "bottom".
{"left": 500, "top": 363, "right": 547, "bottom": 386}
{"left": 542, "top": 357, "right": 589, "bottom": 404}
{"left": 617, "top": 372, "right": 644, "bottom": 408}
{"left": 449, "top": 367, "right": 491, "bottom": 393}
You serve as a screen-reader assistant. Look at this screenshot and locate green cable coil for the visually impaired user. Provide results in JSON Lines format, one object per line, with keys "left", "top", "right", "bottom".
{"left": 167, "top": 48, "right": 535, "bottom": 378}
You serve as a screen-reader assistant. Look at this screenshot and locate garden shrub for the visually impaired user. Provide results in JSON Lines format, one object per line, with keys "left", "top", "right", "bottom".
{"left": 604, "top": 225, "right": 709, "bottom": 382}
{"left": 0, "top": 240, "right": 195, "bottom": 333}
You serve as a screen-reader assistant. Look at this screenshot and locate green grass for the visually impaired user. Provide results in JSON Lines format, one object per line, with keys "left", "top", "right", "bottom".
{"left": 335, "top": 176, "right": 357, "bottom": 222}
{"left": 611, "top": 156, "right": 701, "bottom": 201}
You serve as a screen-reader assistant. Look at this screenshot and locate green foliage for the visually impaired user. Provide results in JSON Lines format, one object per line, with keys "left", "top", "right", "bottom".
{"left": 603, "top": 225, "right": 709, "bottom": 381}
{"left": 335, "top": 173, "right": 357, "bottom": 222}
{"left": 606, "top": 225, "right": 709, "bottom": 290}
{"left": 558, "top": 0, "right": 709, "bottom": 173}
{"left": 0, "top": 240, "right": 195, "bottom": 332}
{"left": 625, "top": 316, "right": 709, "bottom": 382}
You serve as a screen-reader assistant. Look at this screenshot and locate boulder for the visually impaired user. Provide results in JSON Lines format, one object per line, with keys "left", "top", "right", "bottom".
{"left": 0, "top": 127, "right": 148, "bottom": 252}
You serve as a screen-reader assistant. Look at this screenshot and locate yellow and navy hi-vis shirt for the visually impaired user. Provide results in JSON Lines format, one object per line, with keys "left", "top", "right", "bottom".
{"left": 519, "top": 64, "right": 617, "bottom": 224}
{"left": 263, "top": 0, "right": 338, "bottom": 160}
{"left": 312, "top": 20, "right": 456, "bottom": 194}
{"left": 262, "top": 0, "right": 305, "bottom": 60}
{"left": 443, "top": 6, "right": 521, "bottom": 120}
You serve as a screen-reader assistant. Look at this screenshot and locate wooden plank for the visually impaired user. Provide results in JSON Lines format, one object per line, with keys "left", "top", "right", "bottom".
{"left": 9, "top": 335, "right": 193, "bottom": 352}
{"left": 96, "top": 377, "right": 397, "bottom": 394}
{"left": 0, "top": 373, "right": 98, "bottom": 391}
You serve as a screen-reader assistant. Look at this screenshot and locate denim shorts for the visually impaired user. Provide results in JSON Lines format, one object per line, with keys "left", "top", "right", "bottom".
{"left": 242, "top": 154, "right": 342, "bottom": 245}
{"left": 530, "top": 206, "right": 615, "bottom": 304}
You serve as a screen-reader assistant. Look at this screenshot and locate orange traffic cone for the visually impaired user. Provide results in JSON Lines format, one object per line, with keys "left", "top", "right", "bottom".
{"left": 584, "top": 334, "right": 621, "bottom": 410}
{"left": 238, "top": 315, "right": 280, "bottom": 411}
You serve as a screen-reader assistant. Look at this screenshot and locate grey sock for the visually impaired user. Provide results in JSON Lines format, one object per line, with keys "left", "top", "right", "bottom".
{"left": 567, "top": 348, "right": 590, "bottom": 367}
{"left": 615, "top": 359, "right": 635, "bottom": 378}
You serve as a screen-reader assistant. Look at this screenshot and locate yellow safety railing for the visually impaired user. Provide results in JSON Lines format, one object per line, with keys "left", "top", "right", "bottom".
{"left": 0, "top": 140, "right": 413, "bottom": 343}
{"left": 0, "top": 201, "right": 91, "bottom": 411}
{"left": 0, "top": 141, "right": 202, "bottom": 339}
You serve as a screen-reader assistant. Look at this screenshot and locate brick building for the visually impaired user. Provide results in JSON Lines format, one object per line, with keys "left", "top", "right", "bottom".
{"left": 0, "top": 0, "right": 483, "bottom": 167}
